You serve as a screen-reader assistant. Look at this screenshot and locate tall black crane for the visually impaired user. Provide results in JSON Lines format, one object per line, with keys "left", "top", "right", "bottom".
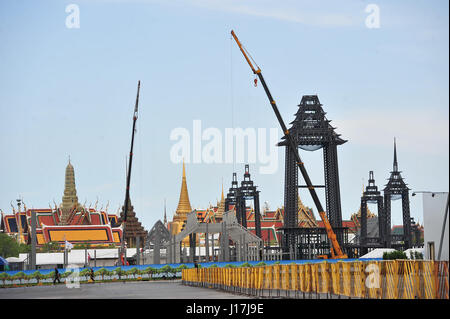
{"left": 121, "top": 80, "right": 141, "bottom": 265}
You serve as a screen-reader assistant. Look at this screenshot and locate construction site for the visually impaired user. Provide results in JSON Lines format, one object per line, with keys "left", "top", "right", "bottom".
{"left": 1, "top": 3, "right": 448, "bottom": 303}
{"left": 143, "top": 30, "right": 439, "bottom": 265}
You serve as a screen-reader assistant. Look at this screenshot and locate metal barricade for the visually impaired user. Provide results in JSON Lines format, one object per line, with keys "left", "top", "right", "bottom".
{"left": 181, "top": 260, "right": 449, "bottom": 300}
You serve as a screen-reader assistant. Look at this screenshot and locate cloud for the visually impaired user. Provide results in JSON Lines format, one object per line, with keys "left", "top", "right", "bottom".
{"left": 336, "top": 108, "right": 449, "bottom": 155}
{"left": 93, "top": 0, "right": 358, "bottom": 27}
{"left": 187, "top": 0, "right": 357, "bottom": 27}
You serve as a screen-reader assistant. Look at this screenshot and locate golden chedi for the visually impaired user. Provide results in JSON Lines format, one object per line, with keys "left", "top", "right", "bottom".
{"left": 169, "top": 160, "right": 193, "bottom": 236}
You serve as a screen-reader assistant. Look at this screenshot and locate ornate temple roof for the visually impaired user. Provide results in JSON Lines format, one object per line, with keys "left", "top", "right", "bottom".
{"left": 1, "top": 160, "right": 125, "bottom": 246}
{"left": 278, "top": 95, "right": 346, "bottom": 149}
{"left": 117, "top": 198, "right": 147, "bottom": 240}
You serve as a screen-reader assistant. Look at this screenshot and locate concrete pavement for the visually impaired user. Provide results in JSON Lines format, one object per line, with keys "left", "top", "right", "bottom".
{"left": 0, "top": 280, "right": 251, "bottom": 299}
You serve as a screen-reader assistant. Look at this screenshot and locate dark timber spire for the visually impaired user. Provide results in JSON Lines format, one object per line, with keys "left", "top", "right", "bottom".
{"left": 383, "top": 138, "right": 412, "bottom": 249}
{"left": 393, "top": 137, "right": 398, "bottom": 172}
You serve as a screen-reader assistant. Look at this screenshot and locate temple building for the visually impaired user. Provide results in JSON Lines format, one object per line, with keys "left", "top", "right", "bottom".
{"left": 165, "top": 161, "right": 360, "bottom": 248}
{"left": 1, "top": 161, "right": 130, "bottom": 247}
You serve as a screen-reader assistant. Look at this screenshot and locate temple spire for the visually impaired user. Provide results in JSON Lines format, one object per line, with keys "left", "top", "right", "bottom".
{"left": 60, "top": 159, "right": 80, "bottom": 225}
{"left": 163, "top": 198, "right": 167, "bottom": 226}
{"left": 61, "top": 160, "right": 79, "bottom": 211}
{"left": 216, "top": 180, "right": 225, "bottom": 219}
{"left": 174, "top": 159, "right": 192, "bottom": 222}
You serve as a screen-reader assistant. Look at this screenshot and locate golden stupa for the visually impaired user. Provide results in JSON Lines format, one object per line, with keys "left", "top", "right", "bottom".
{"left": 215, "top": 183, "right": 225, "bottom": 220}
{"left": 169, "top": 160, "right": 193, "bottom": 235}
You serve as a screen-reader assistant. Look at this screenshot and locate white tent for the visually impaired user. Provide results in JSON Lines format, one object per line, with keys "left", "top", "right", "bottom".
{"left": 404, "top": 247, "right": 424, "bottom": 258}
{"left": 359, "top": 248, "right": 395, "bottom": 259}
{"left": 14, "top": 248, "right": 138, "bottom": 269}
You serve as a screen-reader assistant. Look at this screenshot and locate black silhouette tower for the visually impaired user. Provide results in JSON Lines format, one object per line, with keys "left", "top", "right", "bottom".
{"left": 278, "top": 95, "right": 347, "bottom": 252}
{"left": 360, "top": 171, "right": 384, "bottom": 254}
{"left": 383, "top": 138, "right": 412, "bottom": 249}
{"left": 225, "top": 165, "right": 262, "bottom": 239}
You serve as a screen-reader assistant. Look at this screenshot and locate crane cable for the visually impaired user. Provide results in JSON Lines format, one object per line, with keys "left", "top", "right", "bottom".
{"left": 230, "top": 34, "right": 235, "bottom": 172}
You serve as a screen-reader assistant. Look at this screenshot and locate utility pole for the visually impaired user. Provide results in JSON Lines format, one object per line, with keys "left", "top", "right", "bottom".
{"left": 16, "top": 199, "right": 22, "bottom": 244}
{"left": 30, "top": 210, "right": 36, "bottom": 270}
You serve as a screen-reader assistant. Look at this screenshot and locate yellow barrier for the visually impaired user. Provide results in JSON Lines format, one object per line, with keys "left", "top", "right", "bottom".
{"left": 353, "top": 261, "right": 365, "bottom": 298}
{"left": 318, "top": 262, "right": 329, "bottom": 294}
{"left": 182, "top": 260, "right": 449, "bottom": 299}
{"left": 291, "top": 264, "right": 298, "bottom": 291}
{"left": 330, "top": 262, "right": 340, "bottom": 295}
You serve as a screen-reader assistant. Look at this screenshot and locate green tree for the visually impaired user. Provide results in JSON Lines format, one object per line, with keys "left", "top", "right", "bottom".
{"left": 0, "top": 233, "right": 29, "bottom": 257}
{"left": 40, "top": 241, "right": 61, "bottom": 253}
{"left": 256, "top": 262, "right": 267, "bottom": 267}
{"left": 143, "top": 266, "right": 156, "bottom": 279}
{"left": 159, "top": 265, "right": 173, "bottom": 278}
{"left": 44, "top": 271, "right": 55, "bottom": 283}
{"left": 79, "top": 268, "right": 91, "bottom": 281}
{"left": 127, "top": 267, "right": 139, "bottom": 279}
{"left": 383, "top": 250, "right": 408, "bottom": 260}
{"left": 60, "top": 270, "right": 73, "bottom": 280}
{"left": 114, "top": 267, "right": 125, "bottom": 280}
{"left": 176, "top": 264, "right": 188, "bottom": 270}
{"left": 409, "top": 251, "right": 424, "bottom": 260}
{"left": 95, "top": 268, "right": 109, "bottom": 281}
{"left": 73, "top": 243, "right": 92, "bottom": 250}
{"left": 32, "top": 270, "right": 42, "bottom": 284}
{"left": 13, "top": 271, "right": 25, "bottom": 285}
{"left": 0, "top": 272, "right": 10, "bottom": 286}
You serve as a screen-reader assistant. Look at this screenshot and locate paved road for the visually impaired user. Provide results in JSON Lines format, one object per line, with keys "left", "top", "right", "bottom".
{"left": 0, "top": 280, "right": 251, "bottom": 299}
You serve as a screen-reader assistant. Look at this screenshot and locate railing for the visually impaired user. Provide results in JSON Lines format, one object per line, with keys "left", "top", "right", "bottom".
{"left": 182, "top": 260, "right": 449, "bottom": 299}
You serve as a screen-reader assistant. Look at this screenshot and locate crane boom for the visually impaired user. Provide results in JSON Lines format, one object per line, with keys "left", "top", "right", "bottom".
{"left": 120, "top": 80, "right": 141, "bottom": 266}
{"left": 231, "top": 30, "right": 347, "bottom": 259}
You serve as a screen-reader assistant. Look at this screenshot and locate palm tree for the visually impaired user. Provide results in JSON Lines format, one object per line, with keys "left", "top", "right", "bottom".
{"left": 95, "top": 268, "right": 109, "bottom": 281}
{"left": 79, "top": 268, "right": 91, "bottom": 282}
{"left": 159, "top": 265, "right": 173, "bottom": 279}
{"left": 32, "top": 270, "right": 42, "bottom": 285}
{"left": 114, "top": 267, "right": 124, "bottom": 280}
{"left": 13, "top": 271, "right": 25, "bottom": 285}
{"left": 0, "top": 272, "right": 10, "bottom": 286}
{"left": 144, "top": 266, "right": 156, "bottom": 279}
{"left": 127, "top": 267, "right": 139, "bottom": 279}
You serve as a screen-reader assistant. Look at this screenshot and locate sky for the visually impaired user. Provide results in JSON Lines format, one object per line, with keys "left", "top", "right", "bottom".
{"left": 0, "top": 0, "right": 448, "bottom": 231}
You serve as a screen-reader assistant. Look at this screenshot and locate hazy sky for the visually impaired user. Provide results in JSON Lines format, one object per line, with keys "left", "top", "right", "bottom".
{"left": 0, "top": 0, "right": 448, "bottom": 231}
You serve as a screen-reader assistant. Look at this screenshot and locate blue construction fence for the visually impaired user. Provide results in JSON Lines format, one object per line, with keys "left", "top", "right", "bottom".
{"left": 0, "top": 258, "right": 382, "bottom": 279}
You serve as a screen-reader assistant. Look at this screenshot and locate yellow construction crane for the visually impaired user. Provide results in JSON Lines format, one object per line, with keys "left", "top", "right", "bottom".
{"left": 231, "top": 30, "right": 347, "bottom": 259}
